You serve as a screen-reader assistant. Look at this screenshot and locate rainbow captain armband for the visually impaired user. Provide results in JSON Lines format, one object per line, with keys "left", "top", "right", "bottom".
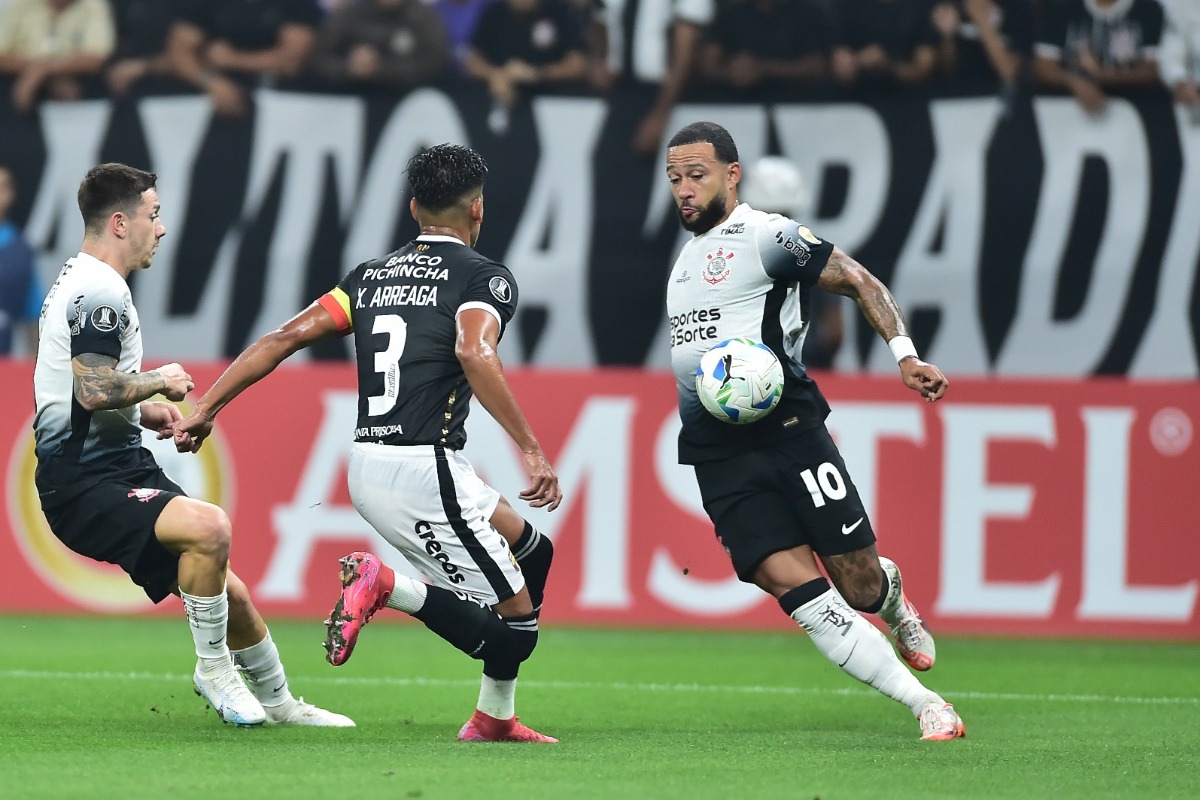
{"left": 318, "top": 287, "right": 353, "bottom": 335}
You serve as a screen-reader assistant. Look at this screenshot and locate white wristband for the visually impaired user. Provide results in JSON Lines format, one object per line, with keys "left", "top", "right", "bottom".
{"left": 888, "top": 335, "right": 918, "bottom": 364}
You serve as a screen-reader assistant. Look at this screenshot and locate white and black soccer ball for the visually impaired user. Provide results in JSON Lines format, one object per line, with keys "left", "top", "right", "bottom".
{"left": 695, "top": 338, "right": 784, "bottom": 425}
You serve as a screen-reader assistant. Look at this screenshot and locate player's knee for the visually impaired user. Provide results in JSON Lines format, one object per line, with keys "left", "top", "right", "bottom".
{"left": 535, "top": 532, "right": 554, "bottom": 567}
{"left": 508, "top": 624, "right": 538, "bottom": 663}
{"left": 191, "top": 504, "right": 233, "bottom": 562}
{"left": 476, "top": 613, "right": 539, "bottom": 667}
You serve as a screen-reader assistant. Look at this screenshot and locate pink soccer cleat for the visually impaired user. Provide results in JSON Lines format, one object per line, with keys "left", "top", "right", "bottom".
{"left": 323, "top": 552, "right": 394, "bottom": 666}
{"left": 457, "top": 710, "right": 558, "bottom": 743}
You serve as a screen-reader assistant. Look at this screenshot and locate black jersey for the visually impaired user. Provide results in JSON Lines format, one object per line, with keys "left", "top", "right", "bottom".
{"left": 317, "top": 234, "right": 518, "bottom": 449}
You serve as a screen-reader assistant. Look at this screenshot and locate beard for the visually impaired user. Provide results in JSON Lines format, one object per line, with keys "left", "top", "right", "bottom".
{"left": 676, "top": 192, "right": 727, "bottom": 234}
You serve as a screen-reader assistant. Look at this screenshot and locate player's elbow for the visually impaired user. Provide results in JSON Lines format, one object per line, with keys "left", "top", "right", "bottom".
{"left": 840, "top": 267, "right": 878, "bottom": 301}
{"left": 72, "top": 379, "right": 112, "bottom": 413}
{"left": 74, "top": 390, "right": 105, "bottom": 413}
{"left": 254, "top": 326, "right": 307, "bottom": 364}
{"left": 455, "top": 341, "right": 495, "bottom": 369}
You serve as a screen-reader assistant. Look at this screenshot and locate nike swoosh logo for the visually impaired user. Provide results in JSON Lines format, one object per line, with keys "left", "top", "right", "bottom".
{"left": 272, "top": 683, "right": 286, "bottom": 693}
{"left": 841, "top": 518, "right": 864, "bottom": 535}
{"left": 838, "top": 641, "right": 858, "bottom": 667}
{"left": 207, "top": 636, "right": 225, "bottom": 646}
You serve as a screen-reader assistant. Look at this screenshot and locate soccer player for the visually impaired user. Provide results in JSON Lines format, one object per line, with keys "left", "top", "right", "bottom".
{"left": 662, "top": 121, "right": 965, "bottom": 741}
{"left": 174, "top": 144, "right": 561, "bottom": 744}
{"left": 33, "top": 163, "right": 353, "bottom": 729}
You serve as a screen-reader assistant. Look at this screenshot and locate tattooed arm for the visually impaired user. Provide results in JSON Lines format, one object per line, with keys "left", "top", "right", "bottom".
{"left": 72, "top": 353, "right": 194, "bottom": 412}
{"left": 816, "top": 246, "right": 949, "bottom": 401}
{"left": 816, "top": 246, "right": 909, "bottom": 340}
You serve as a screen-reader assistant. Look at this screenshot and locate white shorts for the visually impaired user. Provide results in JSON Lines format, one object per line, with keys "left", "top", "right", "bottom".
{"left": 347, "top": 442, "right": 523, "bottom": 605}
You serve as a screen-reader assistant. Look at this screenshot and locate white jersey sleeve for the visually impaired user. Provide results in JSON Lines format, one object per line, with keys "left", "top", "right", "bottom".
{"left": 33, "top": 253, "right": 144, "bottom": 469}
{"left": 754, "top": 215, "right": 832, "bottom": 285}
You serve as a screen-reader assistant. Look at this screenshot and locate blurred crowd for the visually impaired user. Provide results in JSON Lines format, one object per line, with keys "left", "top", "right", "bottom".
{"left": 0, "top": 0, "right": 1194, "bottom": 138}
{"left": 0, "top": 0, "right": 1197, "bottom": 361}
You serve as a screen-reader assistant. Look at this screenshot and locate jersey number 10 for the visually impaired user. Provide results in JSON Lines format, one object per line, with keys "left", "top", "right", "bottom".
{"left": 799, "top": 463, "right": 848, "bottom": 508}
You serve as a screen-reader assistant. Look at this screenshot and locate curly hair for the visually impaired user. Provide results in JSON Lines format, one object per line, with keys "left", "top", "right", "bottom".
{"left": 406, "top": 144, "right": 488, "bottom": 212}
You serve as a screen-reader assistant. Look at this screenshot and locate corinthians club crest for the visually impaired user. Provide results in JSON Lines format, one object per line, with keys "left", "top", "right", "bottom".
{"left": 703, "top": 247, "right": 734, "bottom": 285}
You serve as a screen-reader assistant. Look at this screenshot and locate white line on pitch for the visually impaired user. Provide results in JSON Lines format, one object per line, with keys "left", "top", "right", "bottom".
{"left": 1, "top": 669, "right": 1196, "bottom": 706}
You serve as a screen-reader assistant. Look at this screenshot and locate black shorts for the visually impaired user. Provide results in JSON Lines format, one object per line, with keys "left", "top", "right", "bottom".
{"left": 40, "top": 463, "right": 185, "bottom": 604}
{"left": 693, "top": 425, "right": 876, "bottom": 581}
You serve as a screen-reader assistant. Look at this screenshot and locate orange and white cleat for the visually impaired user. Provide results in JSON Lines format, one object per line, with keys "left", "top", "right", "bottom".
{"left": 919, "top": 702, "right": 966, "bottom": 741}
{"left": 879, "top": 557, "right": 936, "bottom": 671}
{"left": 457, "top": 709, "right": 558, "bottom": 743}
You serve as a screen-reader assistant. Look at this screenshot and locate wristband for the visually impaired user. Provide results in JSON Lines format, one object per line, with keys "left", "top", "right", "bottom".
{"left": 887, "top": 335, "right": 918, "bottom": 364}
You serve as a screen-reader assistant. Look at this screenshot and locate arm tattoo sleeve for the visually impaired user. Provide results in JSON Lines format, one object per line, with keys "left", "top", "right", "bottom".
{"left": 72, "top": 353, "right": 166, "bottom": 411}
{"left": 819, "top": 249, "right": 909, "bottom": 342}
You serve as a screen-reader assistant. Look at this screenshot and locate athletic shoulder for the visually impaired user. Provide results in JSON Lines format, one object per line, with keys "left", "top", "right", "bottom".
{"left": 744, "top": 207, "right": 834, "bottom": 284}
{"left": 459, "top": 252, "right": 518, "bottom": 326}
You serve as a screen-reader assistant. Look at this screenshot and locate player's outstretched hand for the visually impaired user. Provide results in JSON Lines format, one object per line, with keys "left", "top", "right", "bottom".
{"left": 900, "top": 357, "right": 949, "bottom": 402}
{"left": 518, "top": 448, "right": 562, "bottom": 511}
{"left": 155, "top": 362, "right": 194, "bottom": 401}
{"left": 139, "top": 401, "right": 182, "bottom": 439}
{"left": 173, "top": 409, "right": 214, "bottom": 454}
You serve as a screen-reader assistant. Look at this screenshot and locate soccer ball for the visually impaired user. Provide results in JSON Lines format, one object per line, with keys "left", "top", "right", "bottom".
{"left": 695, "top": 338, "right": 784, "bottom": 424}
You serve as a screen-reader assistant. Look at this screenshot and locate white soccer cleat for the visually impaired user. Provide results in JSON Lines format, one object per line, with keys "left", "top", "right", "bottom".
{"left": 263, "top": 696, "right": 356, "bottom": 727}
{"left": 878, "top": 557, "right": 936, "bottom": 671}
{"left": 193, "top": 664, "right": 267, "bottom": 728}
{"left": 919, "top": 702, "right": 966, "bottom": 741}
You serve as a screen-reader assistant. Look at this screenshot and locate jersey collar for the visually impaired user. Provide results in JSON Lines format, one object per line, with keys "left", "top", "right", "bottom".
{"left": 72, "top": 251, "right": 120, "bottom": 275}
{"left": 696, "top": 203, "right": 751, "bottom": 238}
{"left": 415, "top": 234, "right": 467, "bottom": 245}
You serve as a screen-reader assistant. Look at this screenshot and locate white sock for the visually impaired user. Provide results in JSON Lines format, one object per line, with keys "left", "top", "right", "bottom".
{"left": 384, "top": 575, "right": 428, "bottom": 614}
{"left": 181, "top": 586, "right": 230, "bottom": 664}
{"left": 231, "top": 631, "right": 293, "bottom": 708}
{"left": 477, "top": 675, "right": 516, "bottom": 720}
{"left": 791, "top": 587, "right": 941, "bottom": 716}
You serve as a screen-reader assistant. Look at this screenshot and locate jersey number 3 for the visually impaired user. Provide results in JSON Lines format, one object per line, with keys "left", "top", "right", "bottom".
{"left": 368, "top": 314, "right": 408, "bottom": 416}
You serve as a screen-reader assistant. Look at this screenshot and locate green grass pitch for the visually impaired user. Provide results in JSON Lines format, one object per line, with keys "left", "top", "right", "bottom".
{"left": 1, "top": 616, "right": 1197, "bottom": 800}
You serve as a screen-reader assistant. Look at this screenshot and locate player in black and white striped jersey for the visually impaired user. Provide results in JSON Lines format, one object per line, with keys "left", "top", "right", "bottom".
{"left": 176, "top": 144, "right": 562, "bottom": 743}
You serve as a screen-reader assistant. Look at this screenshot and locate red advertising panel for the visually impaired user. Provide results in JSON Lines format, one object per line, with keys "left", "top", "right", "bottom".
{"left": 2, "top": 359, "right": 1196, "bottom": 638}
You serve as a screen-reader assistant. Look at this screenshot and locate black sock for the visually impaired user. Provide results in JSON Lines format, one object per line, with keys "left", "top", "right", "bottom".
{"left": 411, "top": 585, "right": 494, "bottom": 656}
{"left": 512, "top": 522, "right": 554, "bottom": 614}
{"left": 483, "top": 612, "right": 539, "bottom": 681}
{"left": 778, "top": 578, "right": 832, "bottom": 616}
{"left": 412, "top": 587, "right": 539, "bottom": 677}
